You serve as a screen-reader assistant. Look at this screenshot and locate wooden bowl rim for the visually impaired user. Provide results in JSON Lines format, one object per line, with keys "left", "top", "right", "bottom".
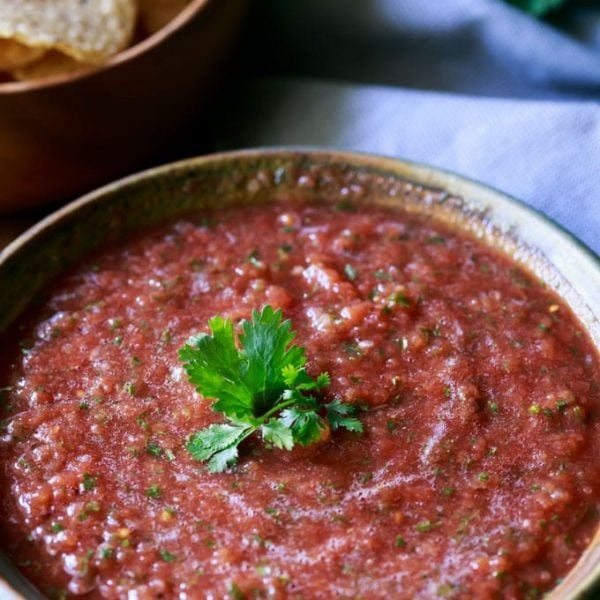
{"left": 0, "top": 0, "right": 212, "bottom": 94}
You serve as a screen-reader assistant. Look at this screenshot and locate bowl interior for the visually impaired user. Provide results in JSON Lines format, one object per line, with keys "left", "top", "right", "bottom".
{"left": 0, "top": 149, "right": 598, "bottom": 599}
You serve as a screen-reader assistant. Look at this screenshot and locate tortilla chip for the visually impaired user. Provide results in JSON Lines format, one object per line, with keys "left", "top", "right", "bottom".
{"left": 137, "top": 0, "right": 190, "bottom": 35}
{"left": 0, "top": 38, "right": 45, "bottom": 70}
{"left": 11, "top": 50, "right": 90, "bottom": 81}
{"left": 0, "top": 0, "right": 137, "bottom": 64}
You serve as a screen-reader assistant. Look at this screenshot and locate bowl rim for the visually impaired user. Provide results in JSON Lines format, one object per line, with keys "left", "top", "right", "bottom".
{"left": 2, "top": 146, "right": 598, "bottom": 268}
{"left": 0, "top": 147, "right": 598, "bottom": 600}
{"left": 0, "top": 0, "right": 212, "bottom": 94}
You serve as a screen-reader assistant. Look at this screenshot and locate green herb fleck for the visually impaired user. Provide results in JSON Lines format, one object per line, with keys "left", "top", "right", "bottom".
{"left": 108, "top": 317, "right": 122, "bottom": 330}
{"left": 523, "top": 584, "right": 542, "bottom": 599}
{"left": 335, "top": 200, "right": 356, "bottom": 212}
{"left": 203, "top": 537, "right": 216, "bottom": 548}
{"left": 437, "top": 583, "right": 456, "bottom": 597}
{"left": 572, "top": 405, "right": 585, "bottom": 421}
{"left": 136, "top": 412, "right": 149, "bottom": 430}
{"left": 16, "top": 457, "right": 30, "bottom": 470}
{"left": 253, "top": 533, "right": 268, "bottom": 547}
{"left": 228, "top": 582, "right": 245, "bottom": 600}
{"left": 199, "top": 217, "right": 215, "bottom": 229}
{"left": 359, "top": 471, "right": 373, "bottom": 484}
{"left": 123, "top": 381, "right": 137, "bottom": 396}
{"left": 394, "top": 535, "right": 406, "bottom": 548}
{"left": 78, "top": 501, "right": 100, "bottom": 521}
{"left": 415, "top": 520, "right": 437, "bottom": 533}
{"left": 389, "top": 292, "right": 411, "bottom": 308}
{"left": 146, "top": 484, "right": 162, "bottom": 499}
{"left": 82, "top": 473, "right": 97, "bottom": 491}
{"left": 159, "top": 549, "right": 176, "bottom": 562}
{"left": 397, "top": 337, "right": 409, "bottom": 351}
{"left": 189, "top": 258, "right": 205, "bottom": 271}
{"left": 146, "top": 441, "right": 163, "bottom": 458}
{"left": 344, "top": 264, "right": 358, "bottom": 281}
{"left": 247, "top": 249, "right": 262, "bottom": 268}
{"left": 46, "top": 587, "right": 68, "bottom": 600}
{"left": 342, "top": 341, "right": 362, "bottom": 358}
{"left": 427, "top": 236, "right": 446, "bottom": 245}
{"left": 255, "top": 564, "right": 270, "bottom": 576}
{"left": 0, "top": 386, "right": 12, "bottom": 413}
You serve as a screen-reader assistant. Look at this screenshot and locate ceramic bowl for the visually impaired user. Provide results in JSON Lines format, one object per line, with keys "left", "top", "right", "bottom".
{"left": 0, "top": 149, "right": 598, "bottom": 599}
{"left": 0, "top": 0, "right": 247, "bottom": 211}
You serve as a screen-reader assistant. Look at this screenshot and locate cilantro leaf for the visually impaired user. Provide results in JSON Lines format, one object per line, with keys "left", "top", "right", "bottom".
{"left": 180, "top": 305, "right": 363, "bottom": 472}
{"left": 186, "top": 423, "right": 253, "bottom": 462}
{"left": 280, "top": 407, "right": 328, "bottom": 446}
{"left": 207, "top": 445, "right": 240, "bottom": 473}
{"left": 179, "top": 318, "right": 254, "bottom": 420}
{"left": 315, "top": 372, "right": 331, "bottom": 389}
{"left": 326, "top": 398, "right": 364, "bottom": 433}
{"left": 281, "top": 387, "right": 320, "bottom": 412}
{"left": 282, "top": 364, "right": 330, "bottom": 391}
{"left": 261, "top": 419, "right": 294, "bottom": 450}
{"left": 239, "top": 305, "right": 305, "bottom": 414}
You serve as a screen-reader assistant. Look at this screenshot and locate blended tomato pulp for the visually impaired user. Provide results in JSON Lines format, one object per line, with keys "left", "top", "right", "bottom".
{"left": 0, "top": 201, "right": 599, "bottom": 599}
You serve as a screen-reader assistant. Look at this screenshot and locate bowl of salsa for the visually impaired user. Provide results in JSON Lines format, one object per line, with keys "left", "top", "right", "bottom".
{"left": 0, "top": 149, "right": 598, "bottom": 599}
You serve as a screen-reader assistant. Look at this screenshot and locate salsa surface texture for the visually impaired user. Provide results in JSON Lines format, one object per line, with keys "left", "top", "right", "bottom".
{"left": 0, "top": 200, "right": 599, "bottom": 600}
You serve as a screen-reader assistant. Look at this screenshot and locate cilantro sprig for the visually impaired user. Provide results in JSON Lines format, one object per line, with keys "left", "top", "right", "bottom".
{"left": 179, "top": 305, "right": 363, "bottom": 472}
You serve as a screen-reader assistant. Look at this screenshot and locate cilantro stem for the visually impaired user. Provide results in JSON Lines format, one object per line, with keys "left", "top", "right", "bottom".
{"left": 255, "top": 398, "right": 297, "bottom": 424}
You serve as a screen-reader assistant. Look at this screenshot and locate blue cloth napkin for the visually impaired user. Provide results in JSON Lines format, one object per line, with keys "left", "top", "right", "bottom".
{"left": 219, "top": 0, "right": 600, "bottom": 254}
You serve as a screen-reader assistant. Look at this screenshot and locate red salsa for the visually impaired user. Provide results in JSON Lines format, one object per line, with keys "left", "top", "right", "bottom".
{"left": 0, "top": 200, "right": 599, "bottom": 599}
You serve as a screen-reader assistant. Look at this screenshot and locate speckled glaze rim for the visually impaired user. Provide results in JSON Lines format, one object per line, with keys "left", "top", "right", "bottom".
{"left": 0, "top": 0, "right": 211, "bottom": 93}
{"left": 0, "top": 148, "right": 598, "bottom": 599}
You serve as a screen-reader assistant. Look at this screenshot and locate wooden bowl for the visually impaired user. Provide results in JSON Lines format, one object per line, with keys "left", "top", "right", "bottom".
{"left": 0, "top": 149, "right": 598, "bottom": 599}
{"left": 0, "top": 0, "right": 247, "bottom": 211}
